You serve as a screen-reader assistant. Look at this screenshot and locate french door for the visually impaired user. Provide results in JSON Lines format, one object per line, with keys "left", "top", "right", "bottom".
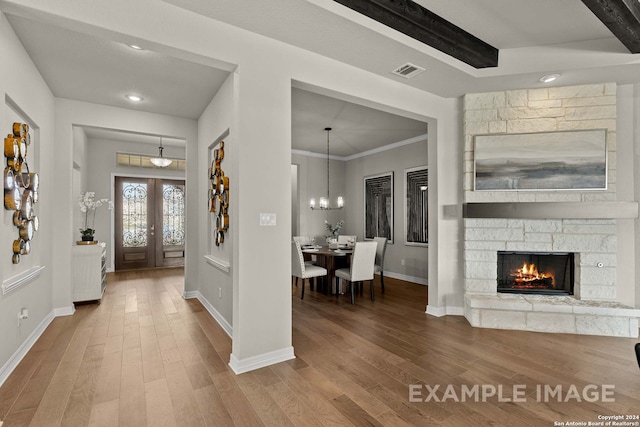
{"left": 114, "top": 177, "right": 185, "bottom": 270}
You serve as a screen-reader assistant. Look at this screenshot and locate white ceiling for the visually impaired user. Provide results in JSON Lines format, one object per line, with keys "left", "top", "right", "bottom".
{"left": 6, "top": 14, "right": 229, "bottom": 121}
{"left": 292, "top": 88, "right": 427, "bottom": 158}
{"left": 164, "top": 0, "right": 640, "bottom": 94}
{"left": 413, "top": 0, "right": 613, "bottom": 49}
{"left": 4, "top": 0, "right": 640, "bottom": 153}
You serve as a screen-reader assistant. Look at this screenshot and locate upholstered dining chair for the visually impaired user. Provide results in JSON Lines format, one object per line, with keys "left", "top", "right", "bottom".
{"left": 373, "top": 237, "right": 388, "bottom": 292}
{"left": 337, "top": 235, "right": 356, "bottom": 245}
{"left": 335, "top": 241, "right": 377, "bottom": 304}
{"left": 293, "top": 235, "right": 315, "bottom": 267}
{"left": 291, "top": 240, "right": 327, "bottom": 299}
{"left": 293, "top": 235, "right": 312, "bottom": 245}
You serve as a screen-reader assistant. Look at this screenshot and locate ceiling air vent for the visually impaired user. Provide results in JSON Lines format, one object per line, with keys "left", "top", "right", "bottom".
{"left": 391, "top": 63, "right": 425, "bottom": 79}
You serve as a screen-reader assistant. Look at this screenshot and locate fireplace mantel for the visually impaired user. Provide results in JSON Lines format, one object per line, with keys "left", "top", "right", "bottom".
{"left": 463, "top": 201, "right": 638, "bottom": 220}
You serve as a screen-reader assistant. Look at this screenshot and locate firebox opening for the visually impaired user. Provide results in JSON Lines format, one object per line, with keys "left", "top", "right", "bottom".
{"left": 497, "top": 251, "right": 574, "bottom": 295}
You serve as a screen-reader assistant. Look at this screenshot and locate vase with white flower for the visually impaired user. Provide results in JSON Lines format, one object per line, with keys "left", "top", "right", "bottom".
{"left": 78, "top": 192, "right": 112, "bottom": 243}
{"left": 324, "top": 220, "right": 344, "bottom": 248}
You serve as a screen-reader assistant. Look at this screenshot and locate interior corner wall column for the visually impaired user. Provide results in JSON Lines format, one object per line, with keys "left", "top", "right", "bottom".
{"left": 615, "top": 84, "right": 637, "bottom": 307}
{"left": 633, "top": 83, "right": 640, "bottom": 308}
{"left": 427, "top": 98, "right": 464, "bottom": 316}
{"left": 52, "top": 100, "right": 76, "bottom": 312}
{"left": 229, "top": 63, "right": 294, "bottom": 372}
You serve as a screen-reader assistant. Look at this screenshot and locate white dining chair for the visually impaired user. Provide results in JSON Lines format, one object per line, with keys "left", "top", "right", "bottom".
{"left": 291, "top": 240, "right": 327, "bottom": 299}
{"left": 373, "top": 237, "right": 388, "bottom": 292}
{"left": 337, "top": 235, "right": 356, "bottom": 245}
{"left": 335, "top": 241, "right": 377, "bottom": 304}
{"left": 293, "top": 235, "right": 316, "bottom": 267}
{"left": 293, "top": 235, "right": 312, "bottom": 245}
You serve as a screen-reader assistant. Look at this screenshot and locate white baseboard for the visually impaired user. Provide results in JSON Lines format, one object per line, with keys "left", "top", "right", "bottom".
{"left": 183, "top": 290, "right": 232, "bottom": 338}
{"left": 229, "top": 346, "right": 295, "bottom": 375}
{"left": 0, "top": 309, "right": 55, "bottom": 388}
{"left": 426, "top": 304, "right": 464, "bottom": 317}
{"left": 54, "top": 306, "right": 75, "bottom": 317}
{"left": 184, "top": 291, "right": 295, "bottom": 375}
{"left": 383, "top": 271, "right": 427, "bottom": 285}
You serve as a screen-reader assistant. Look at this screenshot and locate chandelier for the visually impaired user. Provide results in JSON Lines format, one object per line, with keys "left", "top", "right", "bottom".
{"left": 150, "top": 136, "right": 172, "bottom": 168}
{"left": 310, "top": 127, "right": 343, "bottom": 210}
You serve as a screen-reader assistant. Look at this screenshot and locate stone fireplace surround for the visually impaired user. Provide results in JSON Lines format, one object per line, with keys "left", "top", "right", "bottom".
{"left": 464, "top": 216, "right": 639, "bottom": 337}
{"left": 462, "top": 83, "right": 640, "bottom": 338}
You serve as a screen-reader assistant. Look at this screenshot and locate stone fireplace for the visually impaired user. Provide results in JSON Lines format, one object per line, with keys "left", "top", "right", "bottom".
{"left": 461, "top": 83, "right": 640, "bottom": 338}
{"left": 463, "top": 217, "right": 638, "bottom": 337}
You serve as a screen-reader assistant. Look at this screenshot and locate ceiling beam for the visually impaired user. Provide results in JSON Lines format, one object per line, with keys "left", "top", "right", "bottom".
{"left": 333, "top": 0, "right": 498, "bottom": 69}
{"left": 581, "top": 0, "right": 640, "bottom": 53}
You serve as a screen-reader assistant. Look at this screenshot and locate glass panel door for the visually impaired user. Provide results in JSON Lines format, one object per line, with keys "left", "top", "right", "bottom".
{"left": 123, "top": 182, "right": 149, "bottom": 248}
{"left": 155, "top": 180, "right": 185, "bottom": 267}
{"left": 115, "top": 177, "right": 186, "bottom": 271}
{"left": 115, "top": 177, "right": 154, "bottom": 270}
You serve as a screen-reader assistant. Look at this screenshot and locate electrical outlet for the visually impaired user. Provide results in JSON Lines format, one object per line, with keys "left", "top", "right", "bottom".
{"left": 17, "top": 308, "right": 29, "bottom": 327}
{"left": 401, "top": 259, "right": 405, "bottom": 266}
{"left": 218, "top": 287, "right": 222, "bottom": 299}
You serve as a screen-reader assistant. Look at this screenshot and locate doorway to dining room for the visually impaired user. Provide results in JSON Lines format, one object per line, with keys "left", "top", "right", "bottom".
{"left": 290, "top": 84, "right": 430, "bottom": 289}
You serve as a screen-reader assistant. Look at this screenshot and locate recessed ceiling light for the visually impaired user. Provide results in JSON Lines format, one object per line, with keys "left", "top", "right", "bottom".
{"left": 128, "top": 44, "right": 143, "bottom": 50}
{"left": 125, "top": 94, "right": 143, "bottom": 102}
{"left": 539, "top": 74, "right": 560, "bottom": 83}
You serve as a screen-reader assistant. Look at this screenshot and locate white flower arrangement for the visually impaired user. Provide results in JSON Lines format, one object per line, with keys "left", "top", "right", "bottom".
{"left": 79, "top": 192, "right": 113, "bottom": 237}
{"left": 324, "top": 219, "right": 344, "bottom": 237}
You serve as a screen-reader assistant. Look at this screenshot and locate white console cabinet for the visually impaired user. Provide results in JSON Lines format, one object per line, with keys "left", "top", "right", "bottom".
{"left": 71, "top": 242, "right": 106, "bottom": 303}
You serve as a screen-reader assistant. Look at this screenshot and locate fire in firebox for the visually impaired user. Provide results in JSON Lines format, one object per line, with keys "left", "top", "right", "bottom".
{"left": 511, "top": 263, "right": 555, "bottom": 289}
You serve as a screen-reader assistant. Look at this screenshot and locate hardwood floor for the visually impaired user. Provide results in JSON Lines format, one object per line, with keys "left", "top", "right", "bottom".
{"left": 0, "top": 268, "right": 639, "bottom": 426}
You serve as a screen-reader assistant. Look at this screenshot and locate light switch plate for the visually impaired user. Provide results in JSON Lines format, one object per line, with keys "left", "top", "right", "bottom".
{"left": 259, "top": 213, "right": 276, "bottom": 226}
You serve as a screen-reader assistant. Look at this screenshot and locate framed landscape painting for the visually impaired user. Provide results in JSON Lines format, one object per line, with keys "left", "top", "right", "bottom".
{"left": 474, "top": 129, "right": 607, "bottom": 191}
{"left": 364, "top": 172, "right": 393, "bottom": 243}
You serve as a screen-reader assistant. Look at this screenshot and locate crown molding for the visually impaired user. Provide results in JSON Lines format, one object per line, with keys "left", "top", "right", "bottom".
{"left": 292, "top": 133, "right": 427, "bottom": 161}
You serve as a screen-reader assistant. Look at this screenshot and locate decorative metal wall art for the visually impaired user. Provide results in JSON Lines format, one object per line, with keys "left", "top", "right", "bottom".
{"left": 405, "top": 166, "right": 428, "bottom": 246}
{"left": 3, "top": 122, "right": 39, "bottom": 264}
{"left": 208, "top": 141, "right": 229, "bottom": 246}
{"left": 364, "top": 171, "right": 393, "bottom": 243}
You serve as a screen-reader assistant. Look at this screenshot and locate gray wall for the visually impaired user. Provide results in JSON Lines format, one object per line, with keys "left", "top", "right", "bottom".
{"left": 344, "top": 140, "right": 429, "bottom": 283}
{"left": 0, "top": 11, "right": 56, "bottom": 380}
{"left": 292, "top": 153, "right": 346, "bottom": 241}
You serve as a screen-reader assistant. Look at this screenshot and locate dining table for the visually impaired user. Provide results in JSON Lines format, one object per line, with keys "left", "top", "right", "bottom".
{"left": 302, "top": 244, "right": 353, "bottom": 294}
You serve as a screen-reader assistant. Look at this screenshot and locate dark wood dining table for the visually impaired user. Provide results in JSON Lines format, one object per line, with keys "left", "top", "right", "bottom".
{"left": 302, "top": 245, "right": 353, "bottom": 294}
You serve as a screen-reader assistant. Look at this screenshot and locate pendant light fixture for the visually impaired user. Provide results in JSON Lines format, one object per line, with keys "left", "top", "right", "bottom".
{"left": 150, "top": 136, "right": 172, "bottom": 168}
{"left": 310, "top": 127, "right": 344, "bottom": 210}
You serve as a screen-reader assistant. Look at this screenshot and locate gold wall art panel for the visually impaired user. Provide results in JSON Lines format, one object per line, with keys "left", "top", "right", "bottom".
{"left": 208, "top": 141, "right": 229, "bottom": 246}
{"left": 3, "top": 122, "right": 39, "bottom": 264}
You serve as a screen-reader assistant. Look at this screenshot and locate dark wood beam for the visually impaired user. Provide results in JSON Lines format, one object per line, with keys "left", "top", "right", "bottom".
{"left": 581, "top": 0, "right": 640, "bottom": 53}
{"left": 333, "top": 0, "right": 498, "bottom": 69}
